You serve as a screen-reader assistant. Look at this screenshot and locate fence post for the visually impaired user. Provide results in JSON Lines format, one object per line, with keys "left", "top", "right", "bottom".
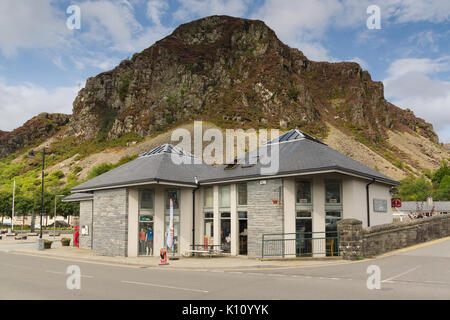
{"left": 337, "top": 219, "right": 363, "bottom": 260}
{"left": 261, "top": 234, "right": 264, "bottom": 259}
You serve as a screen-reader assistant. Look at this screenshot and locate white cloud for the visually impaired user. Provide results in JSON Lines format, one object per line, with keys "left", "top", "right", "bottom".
{"left": 173, "top": 0, "right": 249, "bottom": 21}
{"left": 0, "top": 79, "right": 81, "bottom": 131}
{"left": 386, "top": 0, "right": 450, "bottom": 23}
{"left": 147, "top": 0, "right": 169, "bottom": 26}
{"left": 348, "top": 57, "right": 369, "bottom": 70}
{"left": 384, "top": 57, "right": 450, "bottom": 143}
{"left": 0, "top": 0, "right": 70, "bottom": 57}
{"left": 79, "top": 0, "right": 172, "bottom": 53}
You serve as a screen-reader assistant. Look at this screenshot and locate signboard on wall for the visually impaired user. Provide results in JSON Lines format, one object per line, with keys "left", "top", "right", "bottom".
{"left": 391, "top": 198, "right": 402, "bottom": 208}
{"left": 373, "top": 199, "right": 388, "bottom": 212}
{"left": 81, "top": 225, "right": 89, "bottom": 236}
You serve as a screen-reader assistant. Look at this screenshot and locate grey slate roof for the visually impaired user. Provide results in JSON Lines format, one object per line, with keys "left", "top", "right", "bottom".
{"left": 400, "top": 201, "right": 450, "bottom": 212}
{"left": 70, "top": 129, "right": 399, "bottom": 193}
{"left": 62, "top": 193, "right": 93, "bottom": 202}
{"left": 71, "top": 144, "right": 220, "bottom": 192}
{"left": 198, "top": 135, "right": 399, "bottom": 185}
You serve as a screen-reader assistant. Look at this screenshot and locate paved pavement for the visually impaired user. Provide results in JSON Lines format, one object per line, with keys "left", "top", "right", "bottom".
{"left": 0, "top": 237, "right": 449, "bottom": 299}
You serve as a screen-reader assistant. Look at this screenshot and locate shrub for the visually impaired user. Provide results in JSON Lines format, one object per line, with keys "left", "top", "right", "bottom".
{"left": 87, "top": 163, "right": 115, "bottom": 180}
{"left": 44, "top": 240, "right": 53, "bottom": 249}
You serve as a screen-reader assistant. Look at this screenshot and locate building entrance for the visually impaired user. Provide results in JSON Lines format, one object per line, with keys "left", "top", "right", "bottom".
{"left": 296, "top": 212, "right": 312, "bottom": 257}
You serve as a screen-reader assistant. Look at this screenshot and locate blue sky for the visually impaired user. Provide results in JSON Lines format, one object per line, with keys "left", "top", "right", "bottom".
{"left": 0, "top": 0, "right": 449, "bottom": 142}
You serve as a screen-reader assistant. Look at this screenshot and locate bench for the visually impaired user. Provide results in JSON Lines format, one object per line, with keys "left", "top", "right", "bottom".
{"left": 48, "top": 232, "right": 61, "bottom": 237}
{"left": 6, "top": 233, "right": 17, "bottom": 237}
{"left": 186, "top": 247, "right": 223, "bottom": 258}
{"left": 15, "top": 235, "right": 27, "bottom": 240}
{"left": 27, "top": 232, "right": 39, "bottom": 236}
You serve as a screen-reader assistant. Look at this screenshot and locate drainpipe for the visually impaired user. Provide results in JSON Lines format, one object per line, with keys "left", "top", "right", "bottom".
{"left": 366, "top": 178, "right": 375, "bottom": 227}
{"left": 192, "top": 177, "right": 200, "bottom": 250}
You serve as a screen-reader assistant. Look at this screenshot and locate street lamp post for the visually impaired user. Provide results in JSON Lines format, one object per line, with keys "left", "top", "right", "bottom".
{"left": 40, "top": 148, "right": 45, "bottom": 239}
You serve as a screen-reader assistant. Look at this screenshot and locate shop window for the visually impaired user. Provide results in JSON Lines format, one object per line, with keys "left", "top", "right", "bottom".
{"left": 164, "top": 189, "right": 180, "bottom": 255}
{"left": 204, "top": 212, "right": 214, "bottom": 246}
{"left": 220, "top": 212, "right": 231, "bottom": 253}
{"left": 325, "top": 211, "right": 341, "bottom": 256}
{"left": 140, "top": 189, "right": 154, "bottom": 209}
{"left": 238, "top": 211, "right": 248, "bottom": 255}
{"left": 237, "top": 183, "right": 247, "bottom": 206}
{"left": 325, "top": 180, "right": 341, "bottom": 204}
{"left": 325, "top": 211, "right": 342, "bottom": 232}
{"left": 165, "top": 189, "right": 180, "bottom": 210}
{"left": 203, "top": 187, "right": 213, "bottom": 208}
{"left": 296, "top": 181, "right": 312, "bottom": 204}
{"left": 219, "top": 185, "right": 231, "bottom": 208}
{"left": 139, "top": 189, "right": 154, "bottom": 256}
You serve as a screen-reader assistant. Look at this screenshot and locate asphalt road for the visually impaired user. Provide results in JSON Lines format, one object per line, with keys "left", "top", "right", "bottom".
{"left": 0, "top": 238, "right": 449, "bottom": 300}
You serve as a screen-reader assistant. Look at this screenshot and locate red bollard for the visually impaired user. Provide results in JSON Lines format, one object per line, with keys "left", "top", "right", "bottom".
{"left": 159, "top": 247, "right": 168, "bottom": 265}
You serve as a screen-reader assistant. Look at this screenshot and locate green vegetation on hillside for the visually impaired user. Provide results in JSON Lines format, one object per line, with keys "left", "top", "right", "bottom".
{"left": 399, "top": 160, "right": 450, "bottom": 201}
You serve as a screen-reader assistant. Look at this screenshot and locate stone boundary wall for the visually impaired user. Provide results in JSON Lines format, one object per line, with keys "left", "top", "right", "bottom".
{"left": 337, "top": 214, "right": 450, "bottom": 260}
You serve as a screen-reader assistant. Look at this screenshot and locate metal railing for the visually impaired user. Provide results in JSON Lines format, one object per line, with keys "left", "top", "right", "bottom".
{"left": 262, "top": 231, "right": 340, "bottom": 258}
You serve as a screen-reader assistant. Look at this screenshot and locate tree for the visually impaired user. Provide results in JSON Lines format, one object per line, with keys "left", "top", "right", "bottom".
{"left": 398, "top": 175, "right": 432, "bottom": 201}
{"left": 0, "top": 191, "right": 12, "bottom": 224}
{"left": 435, "top": 175, "right": 450, "bottom": 201}
{"left": 15, "top": 195, "right": 33, "bottom": 227}
{"left": 432, "top": 160, "right": 450, "bottom": 186}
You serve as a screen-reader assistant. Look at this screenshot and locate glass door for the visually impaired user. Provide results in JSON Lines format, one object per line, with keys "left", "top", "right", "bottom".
{"left": 238, "top": 211, "right": 248, "bottom": 255}
{"left": 296, "top": 211, "right": 312, "bottom": 257}
{"left": 220, "top": 212, "right": 231, "bottom": 253}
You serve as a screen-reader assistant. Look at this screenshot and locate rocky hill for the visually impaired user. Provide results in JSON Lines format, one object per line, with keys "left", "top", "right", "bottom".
{"left": 0, "top": 15, "right": 449, "bottom": 187}
{"left": 0, "top": 113, "right": 70, "bottom": 158}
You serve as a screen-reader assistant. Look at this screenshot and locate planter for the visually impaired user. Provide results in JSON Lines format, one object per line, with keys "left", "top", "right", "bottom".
{"left": 44, "top": 240, "right": 53, "bottom": 249}
{"left": 61, "top": 238, "right": 71, "bottom": 246}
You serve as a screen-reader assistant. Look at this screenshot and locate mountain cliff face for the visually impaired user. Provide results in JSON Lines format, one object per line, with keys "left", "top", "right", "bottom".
{"left": 68, "top": 15, "right": 437, "bottom": 147}
{"left": 0, "top": 15, "right": 447, "bottom": 183}
{"left": 0, "top": 113, "right": 70, "bottom": 158}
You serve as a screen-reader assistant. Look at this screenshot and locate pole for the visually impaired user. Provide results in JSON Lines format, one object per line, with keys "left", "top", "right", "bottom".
{"left": 12, "top": 180, "right": 15, "bottom": 231}
{"left": 54, "top": 195, "right": 57, "bottom": 241}
{"left": 40, "top": 148, "right": 45, "bottom": 239}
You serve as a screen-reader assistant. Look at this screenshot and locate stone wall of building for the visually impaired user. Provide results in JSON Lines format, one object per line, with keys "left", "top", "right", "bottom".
{"left": 338, "top": 214, "right": 450, "bottom": 260}
{"left": 92, "top": 188, "right": 129, "bottom": 256}
{"left": 79, "top": 200, "right": 93, "bottom": 249}
{"left": 247, "top": 178, "right": 284, "bottom": 258}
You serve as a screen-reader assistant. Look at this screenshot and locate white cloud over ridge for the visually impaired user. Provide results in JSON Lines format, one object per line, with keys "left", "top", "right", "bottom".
{"left": 384, "top": 57, "right": 450, "bottom": 143}
{"left": 0, "top": 79, "right": 81, "bottom": 131}
{"left": 0, "top": 0, "right": 70, "bottom": 57}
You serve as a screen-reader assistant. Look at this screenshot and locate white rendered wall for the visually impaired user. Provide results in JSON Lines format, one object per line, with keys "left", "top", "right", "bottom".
{"left": 127, "top": 188, "right": 139, "bottom": 257}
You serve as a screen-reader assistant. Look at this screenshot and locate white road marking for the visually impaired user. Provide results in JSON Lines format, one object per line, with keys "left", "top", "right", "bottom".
{"left": 121, "top": 280, "right": 209, "bottom": 293}
{"left": 382, "top": 265, "right": 421, "bottom": 283}
{"left": 45, "top": 270, "right": 94, "bottom": 278}
{"left": 0, "top": 263, "right": 33, "bottom": 270}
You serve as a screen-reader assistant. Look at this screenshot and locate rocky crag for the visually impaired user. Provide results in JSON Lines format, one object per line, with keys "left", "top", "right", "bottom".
{"left": 0, "top": 15, "right": 448, "bottom": 183}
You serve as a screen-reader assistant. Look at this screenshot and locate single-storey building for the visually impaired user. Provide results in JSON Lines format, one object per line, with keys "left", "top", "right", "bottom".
{"left": 63, "top": 129, "right": 399, "bottom": 258}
